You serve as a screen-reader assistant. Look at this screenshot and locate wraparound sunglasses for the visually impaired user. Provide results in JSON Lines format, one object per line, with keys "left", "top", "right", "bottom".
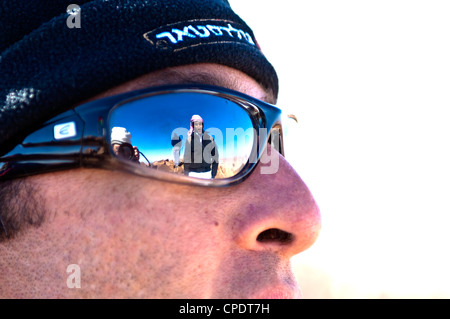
{"left": 0, "top": 84, "right": 287, "bottom": 187}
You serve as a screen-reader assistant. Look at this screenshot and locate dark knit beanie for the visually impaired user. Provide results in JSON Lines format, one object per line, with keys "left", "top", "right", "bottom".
{"left": 0, "top": 0, "right": 278, "bottom": 154}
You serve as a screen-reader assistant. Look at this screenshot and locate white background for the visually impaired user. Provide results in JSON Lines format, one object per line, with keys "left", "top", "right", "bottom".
{"left": 229, "top": 0, "right": 450, "bottom": 298}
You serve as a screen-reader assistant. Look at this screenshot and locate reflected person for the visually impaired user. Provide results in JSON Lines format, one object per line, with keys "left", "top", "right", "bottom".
{"left": 111, "top": 127, "right": 139, "bottom": 162}
{"left": 183, "top": 115, "right": 218, "bottom": 179}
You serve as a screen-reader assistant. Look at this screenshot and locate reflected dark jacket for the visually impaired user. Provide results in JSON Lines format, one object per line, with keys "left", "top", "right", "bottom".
{"left": 183, "top": 131, "right": 218, "bottom": 178}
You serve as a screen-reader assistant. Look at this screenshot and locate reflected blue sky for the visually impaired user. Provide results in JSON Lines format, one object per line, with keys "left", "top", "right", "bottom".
{"left": 109, "top": 92, "right": 255, "bottom": 163}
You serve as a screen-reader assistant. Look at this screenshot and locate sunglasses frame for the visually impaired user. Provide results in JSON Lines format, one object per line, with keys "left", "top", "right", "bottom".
{"left": 0, "top": 84, "right": 284, "bottom": 187}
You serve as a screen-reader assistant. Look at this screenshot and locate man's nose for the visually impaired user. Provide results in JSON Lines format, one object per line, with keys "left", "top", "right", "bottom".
{"left": 233, "top": 153, "right": 321, "bottom": 258}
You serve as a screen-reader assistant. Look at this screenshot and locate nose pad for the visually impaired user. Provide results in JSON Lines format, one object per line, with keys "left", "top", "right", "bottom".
{"left": 233, "top": 150, "right": 321, "bottom": 257}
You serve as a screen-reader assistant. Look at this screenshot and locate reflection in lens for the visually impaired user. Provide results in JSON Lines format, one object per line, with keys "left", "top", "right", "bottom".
{"left": 117, "top": 143, "right": 134, "bottom": 160}
{"left": 110, "top": 127, "right": 139, "bottom": 162}
{"left": 183, "top": 114, "right": 218, "bottom": 179}
{"left": 109, "top": 92, "right": 255, "bottom": 180}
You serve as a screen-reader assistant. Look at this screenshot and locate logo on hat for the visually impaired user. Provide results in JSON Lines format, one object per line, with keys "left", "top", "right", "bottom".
{"left": 144, "top": 19, "right": 256, "bottom": 52}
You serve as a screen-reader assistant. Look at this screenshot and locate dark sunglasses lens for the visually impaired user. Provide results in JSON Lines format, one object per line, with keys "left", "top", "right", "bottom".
{"left": 108, "top": 92, "right": 256, "bottom": 179}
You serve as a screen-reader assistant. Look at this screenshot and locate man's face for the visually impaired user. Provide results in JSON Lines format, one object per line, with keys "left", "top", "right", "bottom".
{"left": 2, "top": 63, "right": 321, "bottom": 298}
{"left": 112, "top": 143, "right": 121, "bottom": 155}
{"left": 194, "top": 121, "right": 203, "bottom": 134}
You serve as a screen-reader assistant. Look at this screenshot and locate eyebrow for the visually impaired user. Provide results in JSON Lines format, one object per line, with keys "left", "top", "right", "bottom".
{"left": 137, "top": 68, "right": 275, "bottom": 104}
{"left": 91, "top": 66, "right": 276, "bottom": 105}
